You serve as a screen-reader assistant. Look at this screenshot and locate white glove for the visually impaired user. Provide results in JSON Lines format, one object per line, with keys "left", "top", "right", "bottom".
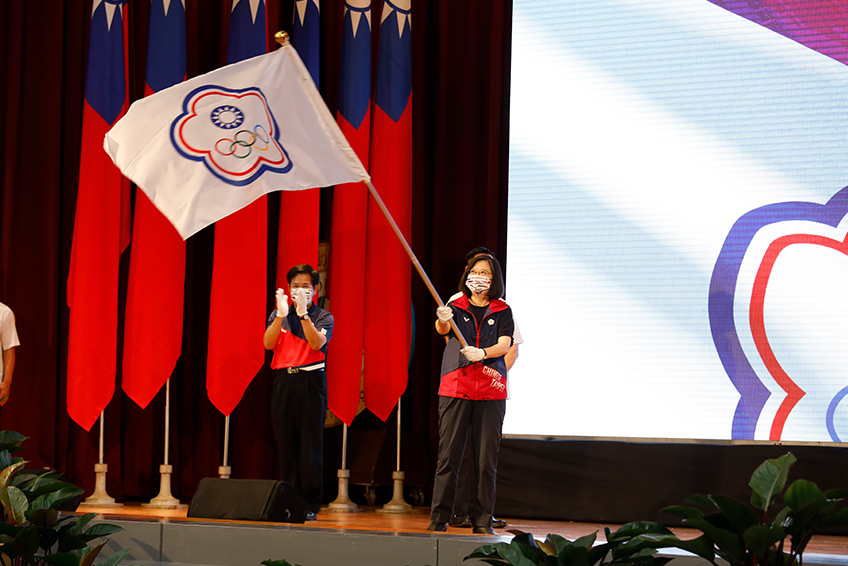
{"left": 292, "top": 288, "right": 309, "bottom": 317}
{"left": 275, "top": 288, "right": 289, "bottom": 318}
{"left": 461, "top": 346, "right": 485, "bottom": 362}
{"left": 436, "top": 306, "right": 454, "bottom": 323}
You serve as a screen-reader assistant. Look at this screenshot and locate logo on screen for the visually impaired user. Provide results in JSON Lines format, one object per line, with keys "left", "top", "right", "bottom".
{"left": 709, "top": 186, "right": 848, "bottom": 442}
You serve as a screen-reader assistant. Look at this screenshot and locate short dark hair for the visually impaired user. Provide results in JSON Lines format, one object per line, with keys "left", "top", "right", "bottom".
{"left": 465, "top": 246, "right": 494, "bottom": 263}
{"left": 458, "top": 255, "right": 504, "bottom": 299}
{"left": 286, "top": 264, "right": 320, "bottom": 286}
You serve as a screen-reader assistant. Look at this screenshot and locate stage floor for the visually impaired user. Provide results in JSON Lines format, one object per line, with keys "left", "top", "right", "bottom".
{"left": 75, "top": 502, "right": 848, "bottom": 566}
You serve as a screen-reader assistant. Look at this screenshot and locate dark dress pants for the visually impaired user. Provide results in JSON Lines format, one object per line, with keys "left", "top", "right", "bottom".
{"left": 430, "top": 396, "right": 506, "bottom": 528}
{"left": 271, "top": 369, "right": 327, "bottom": 513}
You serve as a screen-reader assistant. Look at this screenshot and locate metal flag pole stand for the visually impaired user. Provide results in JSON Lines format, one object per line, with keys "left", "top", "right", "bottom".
{"left": 218, "top": 415, "right": 232, "bottom": 479}
{"left": 143, "top": 379, "right": 187, "bottom": 509}
{"left": 326, "top": 423, "right": 359, "bottom": 512}
{"left": 78, "top": 411, "right": 123, "bottom": 509}
{"left": 378, "top": 402, "right": 413, "bottom": 513}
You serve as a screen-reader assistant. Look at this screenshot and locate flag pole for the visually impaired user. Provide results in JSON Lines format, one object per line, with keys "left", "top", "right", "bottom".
{"left": 219, "top": 415, "right": 232, "bottom": 479}
{"left": 326, "top": 423, "right": 359, "bottom": 512}
{"left": 273, "top": 30, "right": 459, "bottom": 344}
{"left": 78, "top": 411, "right": 123, "bottom": 509}
{"left": 363, "top": 179, "right": 469, "bottom": 348}
{"left": 143, "top": 378, "right": 187, "bottom": 509}
{"left": 378, "top": 400, "right": 414, "bottom": 513}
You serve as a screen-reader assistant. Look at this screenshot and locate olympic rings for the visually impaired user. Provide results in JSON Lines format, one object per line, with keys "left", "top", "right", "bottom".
{"left": 214, "top": 124, "right": 273, "bottom": 159}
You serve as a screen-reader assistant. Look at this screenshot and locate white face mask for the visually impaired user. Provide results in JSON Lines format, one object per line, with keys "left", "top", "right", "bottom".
{"left": 291, "top": 287, "right": 314, "bottom": 304}
{"left": 466, "top": 274, "right": 491, "bottom": 295}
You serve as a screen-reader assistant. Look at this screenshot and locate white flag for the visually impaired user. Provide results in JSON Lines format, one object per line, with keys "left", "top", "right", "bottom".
{"left": 104, "top": 44, "right": 369, "bottom": 239}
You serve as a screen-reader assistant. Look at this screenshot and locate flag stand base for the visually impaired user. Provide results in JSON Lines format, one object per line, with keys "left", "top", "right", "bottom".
{"left": 142, "top": 464, "right": 187, "bottom": 509}
{"left": 324, "top": 469, "right": 360, "bottom": 513}
{"left": 77, "top": 463, "right": 123, "bottom": 509}
{"left": 376, "top": 471, "right": 414, "bottom": 514}
{"left": 218, "top": 465, "right": 231, "bottom": 479}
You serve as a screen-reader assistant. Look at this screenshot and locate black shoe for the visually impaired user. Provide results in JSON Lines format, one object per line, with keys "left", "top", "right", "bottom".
{"left": 492, "top": 517, "right": 507, "bottom": 529}
{"left": 450, "top": 515, "right": 472, "bottom": 528}
{"left": 305, "top": 511, "right": 317, "bottom": 521}
{"left": 473, "top": 526, "right": 497, "bottom": 535}
{"left": 427, "top": 521, "right": 447, "bottom": 532}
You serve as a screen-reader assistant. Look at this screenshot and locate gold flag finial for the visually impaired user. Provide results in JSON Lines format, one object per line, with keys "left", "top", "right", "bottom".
{"left": 274, "top": 31, "right": 290, "bottom": 46}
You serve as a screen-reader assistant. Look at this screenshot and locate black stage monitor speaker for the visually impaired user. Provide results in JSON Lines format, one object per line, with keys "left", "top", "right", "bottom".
{"left": 187, "top": 478, "right": 308, "bottom": 523}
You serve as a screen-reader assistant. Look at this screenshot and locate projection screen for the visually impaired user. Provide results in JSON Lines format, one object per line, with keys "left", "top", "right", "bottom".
{"left": 503, "top": 0, "right": 848, "bottom": 443}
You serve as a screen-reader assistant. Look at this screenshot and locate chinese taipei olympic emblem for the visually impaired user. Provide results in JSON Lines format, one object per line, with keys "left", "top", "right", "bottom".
{"left": 709, "top": 186, "right": 848, "bottom": 442}
{"left": 170, "top": 85, "right": 292, "bottom": 185}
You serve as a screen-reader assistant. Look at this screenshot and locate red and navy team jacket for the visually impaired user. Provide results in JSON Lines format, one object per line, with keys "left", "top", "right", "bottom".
{"left": 438, "top": 294, "right": 514, "bottom": 401}
{"left": 266, "top": 304, "right": 334, "bottom": 370}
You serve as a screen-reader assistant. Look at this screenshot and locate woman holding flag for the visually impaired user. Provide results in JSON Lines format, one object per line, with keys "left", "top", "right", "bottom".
{"left": 428, "top": 253, "right": 514, "bottom": 535}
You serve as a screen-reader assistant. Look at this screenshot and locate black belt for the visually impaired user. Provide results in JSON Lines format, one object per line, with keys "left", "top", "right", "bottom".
{"left": 284, "top": 364, "right": 325, "bottom": 374}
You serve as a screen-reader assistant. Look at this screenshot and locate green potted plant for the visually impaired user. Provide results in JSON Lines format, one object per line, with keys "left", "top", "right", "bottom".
{"left": 634, "top": 452, "right": 848, "bottom": 566}
{"left": 464, "top": 521, "right": 684, "bottom": 566}
{"left": 0, "top": 430, "right": 128, "bottom": 566}
{"left": 465, "top": 452, "right": 848, "bottom": 566}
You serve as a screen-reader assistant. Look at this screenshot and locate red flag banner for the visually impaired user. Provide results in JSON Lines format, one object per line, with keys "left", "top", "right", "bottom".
{"left": 67, "top": 0, "right": 131, "bottom": 432}
{"left": 327, "top": 0, "right": 373, "bottom": 425}
{"left": 207, "top": 0, "right": 269, "bottom": 416}
{"left": 363, "top": 0, "right": 412, "bottom": 421}
{"left": 277, "top": 0, "right": 321, "bottom": 283}
{"left": 122, "top": 0, "right": 187, "bottom": 410}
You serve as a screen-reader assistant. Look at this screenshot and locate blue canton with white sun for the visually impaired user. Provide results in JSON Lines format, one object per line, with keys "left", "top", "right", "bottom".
{"left": 211, "top": 105, "right": 245, "bottom": 129}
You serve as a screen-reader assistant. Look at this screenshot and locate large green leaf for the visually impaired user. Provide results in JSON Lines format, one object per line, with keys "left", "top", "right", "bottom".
{"left": 824, "top": 488, "right": 848, "bottom": 500}
{"left": 820, "top": 507, "right": 848, "bottom": 528}
{"left": 77, "top": 513, "right": 96, "bottom": 531}
{"left": 57, "top": 533, "right": 88, "bottom": 553}
{"left": 94, "top": 548, "right": 129, "bottom": 566}
{"left": 544, "top": 533, "right": 576, "bottom": 555}
{"left": 80, "top": 523, "right": 124, "bottom": 541}
{"left": 0, "top": 485, "right": 28, "bottom": 525}
{"left": 662, "top": 505, "right": 704, "bottom": 521}
{"left": 682, "top": 517, "right": 743, "bottom": 564}
{"left": 0, "top": 432, "right": 27, "bottom": 454}
{"left": 498, "top": 542, "right": 546, "bottom": 566}
{"left": 749, "top": 453, "right": 796, "bottom": 512}
{"left": 632, "top": 533, "right": 715, "bottom": 561}
{"left": 23, "top": 475, "right": 78, "bottom": 500}
{"left": 28, "top": 487, "right": 85, "bottom": 513}
{"left": 783, "top": 479, "right": 824, "bottom": 510}
{"left": 0, "top": 461, "right": 26, "bottom": 491}
{"left": 707, "top": 495, "right": 758, "bottom": 533}
{"left": 681, "top": 494, "right": 718, "bottom": 511}
{"left": 37, "top": 525, "right": 61, "bottom": 553}
{"left": 742, "top": 524, "right": 784, "bottom": 560}
{"left": 79, "top": 541, "right": 105, "bottom": 566}
{"left": 27, "top": 508, "right": 60, "bottom": 528}
{"left": 552, "top": 544, "right": 592, "bottom": 566}
{"left": 465, "top": 542, "right": 513, "bottom": 565}
{"left": 610, "top": 522, "right": 673, "bottom": 540}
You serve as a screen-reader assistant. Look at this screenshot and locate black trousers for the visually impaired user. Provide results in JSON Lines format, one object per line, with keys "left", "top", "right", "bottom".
{"left": 452, "top": 432, "right": 475, "bottom": 518}
{"left": 271, "top": 369, "right": 327, "bottom": 513}
{"left": 430, "top": 396, "right": 506, "bottom": 528}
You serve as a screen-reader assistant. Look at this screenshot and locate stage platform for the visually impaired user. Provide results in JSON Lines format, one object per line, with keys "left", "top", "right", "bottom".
{"left": 78, "top": 503, "right": 848, "bottom": 566}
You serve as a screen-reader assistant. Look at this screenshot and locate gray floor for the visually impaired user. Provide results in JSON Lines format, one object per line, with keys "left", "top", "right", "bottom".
{"left": 95, "top": 518, "right": 848, "bottom": 566}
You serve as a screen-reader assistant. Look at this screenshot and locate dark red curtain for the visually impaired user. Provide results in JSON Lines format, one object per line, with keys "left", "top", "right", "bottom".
{"left": 0, "top": 0, "right": 512, "bottom": 502}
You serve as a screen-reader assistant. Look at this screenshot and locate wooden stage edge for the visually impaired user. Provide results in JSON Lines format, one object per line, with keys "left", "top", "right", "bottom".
{"left": 72, "top": 503, "right": 848, "bottom": 566}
